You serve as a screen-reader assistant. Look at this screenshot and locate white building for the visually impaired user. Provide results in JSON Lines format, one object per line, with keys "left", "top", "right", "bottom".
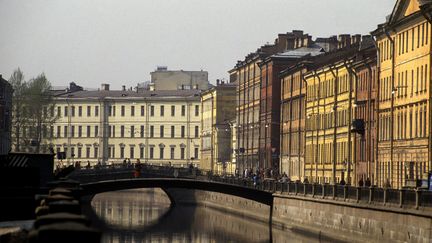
{"left": 49, "top": 83, "right": 201, "bottom": 167}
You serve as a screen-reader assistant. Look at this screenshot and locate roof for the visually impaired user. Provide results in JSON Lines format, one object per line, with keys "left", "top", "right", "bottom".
{"left": 271, "top": 45, "right": 325, "bottom": 59}
{"left": 54, "top": 89, "right": 202, "bottom": 100}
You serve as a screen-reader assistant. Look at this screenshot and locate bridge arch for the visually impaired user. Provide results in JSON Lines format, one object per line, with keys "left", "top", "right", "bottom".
{"left": 80, "top": 178, "right": 273, "bottom": 206}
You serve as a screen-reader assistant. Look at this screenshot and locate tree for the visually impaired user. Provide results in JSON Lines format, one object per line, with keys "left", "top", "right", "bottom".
{"left": 26, "top": 73, "right": 58, "bottom": 153}
{"left": 9, "top": 68, "right": 28, "bottom": 152}
{"left": 9, "top": 69, "right": 58, "bottom": 153}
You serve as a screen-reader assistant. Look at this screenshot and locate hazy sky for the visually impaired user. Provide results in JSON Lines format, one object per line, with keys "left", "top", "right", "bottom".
{"left": 0, "top": 0, "right": 395, "bottom": 89}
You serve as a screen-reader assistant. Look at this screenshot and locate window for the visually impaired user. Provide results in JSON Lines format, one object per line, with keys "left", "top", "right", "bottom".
{"left": 64, "top": 107, "right": 68, "bottom": 116}
{"left": 71, "top": 148, "right": 75, "bottom": 158}
{"left": 50, "top": 126, "right": 54, "bottom": 138}
{"left": 77, "top": 147, "right": 82, "bottom": 158}
{"left": 94, "top": 147, "right": 98, "bottom": 158}
{"left": 87, "top": 126, "right": 91, "bottom": 137}
{"left": 181, "top": 126, "right": 185, "bottom": 138}
{"left": 140, "top": 125, "right": 144, "bottom": 138}
{"left": 160, "top": 126, "right": 164, "bottom": 138}
{"left": 112, "top": 126, "right": 115, "bottom": 137}
{"left": 170, "top": 147, "right": 175, "bottom": 159}
{"left": 78, "top": 106, "right": 82, "bottom": 117}
{"left": 141, "top": 106, "right": 145, "bottom": 116}
{"left": 194, "top": 147, "right": 199, "bottom": 160}
{"left": 181, "top": 105, "right": 186, "bottom": 116}
{"left": 171, "top": 105, "right": 175, "bottom": 116}
{"left": 171, "top": 126, "right": 175, "bottom": 138}
{"left": 71, "top": 126, "right": 75, "bottom": 137}
{"left": 57, "top": 107, "right": 61, "bottom": 117}
{"left": 131, "top": 106, "right": 135, "bottom": 116}
{"left": 71, "top": 106, "right": 75, "bottom": 117}
{"left": 130, "top": 147, "right": 134, "bottom": 159}
{"left": 160, "top": 147, "right": 164, "bottom": 159}
{"left": 194, "top": 126, "right": 199, "bottom": 138}
{"left": 95, "top": 106, "right": 99, "bottom": 116}
{"left": 120, "top": 147, "right": 124, "bottom": 159}
{"left": 195, "top": 105, "right": 199, "bottom": 116}
{"left": 57, "top": 126, "right": 61, "bottom": 138}
{"left": 180, "top": 147, "right": 185, "bottom": 159}
{"left": 130, "top": 125, "right": 135, "bottom": 138}
{"left": 150, "top": 106, "right": 154, "bottom": 116}
{"left": 150, "top": 126, "right": 154, "bottom": 138}
{"left": 121, "top": 106, "right": 125, "bottom": 116}
{"left": 78, "top": 126, "right": 82, "bottom": 137}
{"left": 95, "top": 126, "right": 99, "bottom": 137}
{"left": 140, "top": 147, "right": 144, "bottom": 158}
{"left": 150, "top": 147, "right": 154, "bottom": 159}
{"left": 86, "top": 147, "right": 90, "bottom": 158}
{"left": 160, "top": 105, "right": 164, "bottom": 116}
{"left": 112, "top": 106, "right": 116, "bottom": 116}
{"left": 64, "top": 126, "right": 68, "bottom": 137}
{"left": 108, "top": 106, "right": 112, "bottom": 116}
{"left": 87, "top": 106, "right": 91, "bottom": 116}
{"left": 121, "top": 125, "right": 125, "bottom": 137}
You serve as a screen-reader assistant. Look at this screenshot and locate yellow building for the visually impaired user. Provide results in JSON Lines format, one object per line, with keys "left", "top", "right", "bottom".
{"left": 200, "top": 82, "right": 236, "bottom": 174}
{"left": 305, "top": 35, "right": 371, "bottom": 184}
{"left": 372, "top": 0, "right": 432, "bottom": 188}
{"left": 47, "top": 83, "right": 201, "bottom": 167}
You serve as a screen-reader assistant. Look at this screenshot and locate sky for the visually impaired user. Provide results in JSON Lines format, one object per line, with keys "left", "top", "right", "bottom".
{"left": 0, "top": 0, "right": 395, "bottom": 89}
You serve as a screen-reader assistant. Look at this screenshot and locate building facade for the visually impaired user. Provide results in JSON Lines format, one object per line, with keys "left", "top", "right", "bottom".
{"left": 149, "top": 66, "right": 209, "bottom": 91}
{"left": 48, "top": 84, "right": 201, "bottom": 167}
{"left": 372, "top": 0, "right": 432, "bottom": 188}
{"left": 0, "top": 75, "right": 12, "bottom": 155}
{"left": 304, "top": 35, "right": 373, "bottom": 184}
{"left": 200, "top": 82, "right": 236, "bottom": 174}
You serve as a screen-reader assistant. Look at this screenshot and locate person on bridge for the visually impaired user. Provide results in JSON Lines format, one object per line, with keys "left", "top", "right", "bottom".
{"left": 134, "top": 159, "right": 142, "bottom": 178}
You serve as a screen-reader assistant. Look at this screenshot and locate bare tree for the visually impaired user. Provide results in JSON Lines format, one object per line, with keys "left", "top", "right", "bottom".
{"left": 9, "top": 68, "right": 28, "bottom": 151}
{"left": 26, "top": 73, "right": 58, "bottom": 153}
{"left": 9, "top": 69, "right": 58, "bottom": 153}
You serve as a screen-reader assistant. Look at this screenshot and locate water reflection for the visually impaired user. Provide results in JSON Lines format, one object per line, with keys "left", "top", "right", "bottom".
{"left": 90, "top": 188, "right": 342, "bottom": 243}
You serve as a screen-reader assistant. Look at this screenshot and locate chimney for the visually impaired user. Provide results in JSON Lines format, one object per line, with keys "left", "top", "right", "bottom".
{"left": 101, "top": 83, "right": 110, "bottom": 91}
{"left": 122, "top": 85, "right": 126, "bottom": 91}
{"left": 216, "top": 79, "right": 220, "bottom": 85}
{"left": 338, "top": 34, "right": 351, "bottom": 49}
{"left": 276, "top": 34, "right": 288, "bottom": 52}
{"left": 351, "top": 34, "right": 361, "bottom": 44}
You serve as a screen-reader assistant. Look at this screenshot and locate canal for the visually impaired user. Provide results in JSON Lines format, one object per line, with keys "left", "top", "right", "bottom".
{"left": 88, "top": 188, "right": 344, "bottom": 243}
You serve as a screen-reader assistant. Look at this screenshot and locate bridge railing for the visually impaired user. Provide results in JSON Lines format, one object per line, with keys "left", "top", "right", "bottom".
{"left": 69, "top": 165, "right": 432, "bottom": 211}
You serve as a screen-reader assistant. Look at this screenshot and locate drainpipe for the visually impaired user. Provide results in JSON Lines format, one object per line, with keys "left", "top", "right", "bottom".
{"left": 311, "top": 70, "right": 321, "bottom": 183}
{"left": 384, "top": 28, "right": 395, "bottom": 188}
{"left": 328, "top": 66, "right": 338, "bottom": 185}
{"left": 420, "top": 6, "right": 432, "bottom": 176}
{"left": 365, "top": 61, "right": 373, "bottom": 182}
{"left": 371, "top": 36, "right": 381, "bottom": 186}
{"left": 298, "top": 68, "right": 304, "bottom": 180}
{"left": 302, "top": 75, "right": 310, "bottom": 181}
{"left": 345, "top": 60, "right": 357, "bottom": 186}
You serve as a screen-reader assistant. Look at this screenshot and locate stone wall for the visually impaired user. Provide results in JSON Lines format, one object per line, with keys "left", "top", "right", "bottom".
{"left": 272, "top": 194, "right": 432, "bottom": 243}
{"left": 163, "top": 188, "right": 270, "bottom": 223}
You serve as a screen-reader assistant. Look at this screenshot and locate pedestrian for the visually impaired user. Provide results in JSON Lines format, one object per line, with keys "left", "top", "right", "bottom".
{"left": 365, "top": 177, "right": 371, "bottom": 187}
{"left": 134, "top": 159, "right": 142, "bottom": 178}
{"left": 359, "top": 177, "right": 364, "bottom": 187}
{"left": 339, "top": 178, "right": 346, "bottom": 185}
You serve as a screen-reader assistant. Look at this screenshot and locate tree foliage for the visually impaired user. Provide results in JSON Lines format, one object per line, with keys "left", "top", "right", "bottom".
{"left": 9, "top": 69, "right": 58, "bottom": 153}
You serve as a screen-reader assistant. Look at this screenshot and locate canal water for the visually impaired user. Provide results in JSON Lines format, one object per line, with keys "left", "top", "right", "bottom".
{"left": 89, "top": 188, "right": 344, "bottom": 243}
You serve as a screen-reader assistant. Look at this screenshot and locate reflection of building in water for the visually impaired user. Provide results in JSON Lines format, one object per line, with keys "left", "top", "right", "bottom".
{"left": 91, "top": 188, "right": 335, "bottom": 243}
{"left": 91, "top": 188, "right": 171, "bottom": 228}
